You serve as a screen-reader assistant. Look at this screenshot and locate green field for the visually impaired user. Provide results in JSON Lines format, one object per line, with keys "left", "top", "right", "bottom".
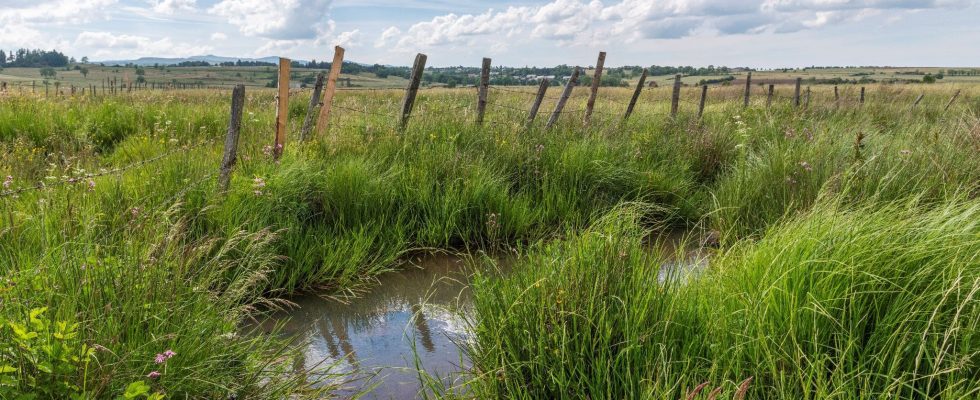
{"left": 0, "top": 81, "right": 978, "bottom": 398}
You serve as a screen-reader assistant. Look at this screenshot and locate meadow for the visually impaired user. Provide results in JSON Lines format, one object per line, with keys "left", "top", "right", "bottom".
{"left": 0, "top": 81, "right": 977, "bottom": 398}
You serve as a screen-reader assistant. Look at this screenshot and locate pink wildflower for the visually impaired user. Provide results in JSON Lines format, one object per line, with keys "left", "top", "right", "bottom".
{"left": 2, "top": 176, "right": 11, "bottom": 189}
{"left": 147, "top": 371, "right": 161, "bottom": 379}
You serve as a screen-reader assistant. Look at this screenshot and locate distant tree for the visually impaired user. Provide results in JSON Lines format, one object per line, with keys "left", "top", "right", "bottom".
{"left": 81, "top": 56, "right": 89, "bottom": 64}
{"left": 79, "top": 67, "right": 89, "bottom": 78}
{"left": 40, "top": 67, "right": 57, "bottom": 79}
{"left": 923, "top": 75, "right": 936, "bottom": 84}
{"left": 0, "top": 50, "right": 5, "bottom": 67}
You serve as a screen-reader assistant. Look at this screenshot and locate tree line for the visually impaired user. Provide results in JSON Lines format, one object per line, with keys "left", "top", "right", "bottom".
{"left": 0, "top": 49, "right": 70, "bottom": 68}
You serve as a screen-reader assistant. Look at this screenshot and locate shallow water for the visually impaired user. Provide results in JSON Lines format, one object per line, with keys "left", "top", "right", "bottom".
{"left": 254, "top": 253, "right": 487, "bottom": 399}
{"left": 256, "top": 234, "right": 708, "bottom": 399}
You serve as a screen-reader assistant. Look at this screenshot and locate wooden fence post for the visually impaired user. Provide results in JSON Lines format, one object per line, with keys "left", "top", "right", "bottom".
{"left": 697, "top": 84, "right": 708, "bottom": 119}
{"left": 834, "top": 85, "right": 840, "bottom": 109}
{"left": 670, "top": 74, "right": 682, "bottom": 118}
{"left": 546, "top": 67, "right": 580, "bottom": 130}
{"left": 525, "top": 78, "right": 550, "bottom": 129}
{"left": 911, "top": 93, "right": 924, "bottom": 109}
{"left": 860, "top": 87, "right": 865, "bottom": 106}
{"left": 743, "top": 72, "right": 752, "bottom": 107}
{"left": 273, "top": 57, "right": 291, "bottom": 160}
{"left": 583, "top": 51, "right": 606, "bottom": 125}
{"left": 804, "top": 87, "right": 811, "bottom": 109}
{"left": 476, "top": 57, "right": 491, "bottom": 125}
{"left": 794, "top": 78, "right": 802, "bottom": 108}
{"left": 767, "top": 84, "right": 774, "bottom": 108}
{"left": 218, "top": 85, "right": 246, "bottom": 192}
{"left": 623, "top": 68, "right": 647, "bottom": 121}
{"left": 300, "top": 72, "right": 325, "bottom": 141}
{"left": 315, "top": 46, "right": 345, "bottom": 137}
{"left": 943, "top": 89, "right": 961, "bottom": 112}
{"left": 400, "top": 53, "right": 427, "bottom": 130}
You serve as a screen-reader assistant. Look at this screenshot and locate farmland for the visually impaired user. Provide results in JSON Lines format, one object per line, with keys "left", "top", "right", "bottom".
{"left": 0, "top": 74, "right": 978, "bottom": 399}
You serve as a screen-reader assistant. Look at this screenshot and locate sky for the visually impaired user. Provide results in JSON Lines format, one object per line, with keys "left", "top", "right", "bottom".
{"left": 1, "top": 0, "right": 979, "bottom": 68}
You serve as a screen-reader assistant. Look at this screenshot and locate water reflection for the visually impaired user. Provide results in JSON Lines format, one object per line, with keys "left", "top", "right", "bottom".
{"left": 255, "top": 253, "right": 482, "bottom": 399}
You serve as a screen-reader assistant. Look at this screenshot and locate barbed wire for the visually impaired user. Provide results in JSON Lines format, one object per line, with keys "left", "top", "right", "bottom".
{"left": 1, "top": 136, "right": 220, "bottom": 198}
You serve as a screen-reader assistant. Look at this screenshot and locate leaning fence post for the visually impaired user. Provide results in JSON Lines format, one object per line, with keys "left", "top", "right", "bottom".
{"left": 476, "top": 57, "right": 491, "bottom": 125}
{"left": 300, "top": 72, "right": 325, "bottom": 141}
{"left": 315, "top": 46, "right": 345, "bottom": 137}
{"left": 273, "top": 57, "right": 291, "bottom": 160}
{"left": 794, "top": 78, "right": 802, "bottom": 108}
{"left": 697, "top": 84, "right": 708, "bottom": 119}
{"left": 583, "top": 51, "right": 606, "bottom": 125}
{"left": 546, "top": 67, "right": 580, "bottom": 130}
{"left": 218, "top": 85, "right": 246, "bottom": 192}
{"left": 911, "top": 93, "right": 924, "bottom": 109}
{"left": 670, "top": 74, "right": 682, "bottom": 118}
{"left": 623, "top": 68, "right": 647, "bottom": 121}
{"left": 525, "top": 78, "right": 550, "bottom": 129}
{"left": 943, "top": 89, "right": 961, "bottom": 112}
{"left": 743, "top": 72, "right": 752, "bottom": 107}
{"left": 400, "top": 53, "right": 427, "bottom": 130}
{"left": 767, "top": 84, "right": 774, "bottom": 108}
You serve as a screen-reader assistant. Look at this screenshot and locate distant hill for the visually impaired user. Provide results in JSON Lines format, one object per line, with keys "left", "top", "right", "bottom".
{"left": 95, "top": 55, "right": 311, "bottom": 66}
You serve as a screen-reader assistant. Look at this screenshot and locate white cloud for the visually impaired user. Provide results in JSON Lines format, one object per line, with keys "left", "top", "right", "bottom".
{"left": 148, "top": 0, "right": 196, "bottom": 14}
{"left": 74, "top": 31, "right": 212, "bottom": 58}
{"left": 0, "top": 0, "right": 117, "bottom": 25}
{"left": 209, "top": 0, "right": 333, "bottom": 40}
{"left": 374, "top": 0, "right": 974, "bottom": 51}
{"left": 211, "top": 32, "right": 228, "bottom": 41}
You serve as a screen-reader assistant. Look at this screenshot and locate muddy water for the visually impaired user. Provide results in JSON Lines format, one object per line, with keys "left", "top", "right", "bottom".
{"left": 257, "top": 235, "right": 708, "bottom": 399}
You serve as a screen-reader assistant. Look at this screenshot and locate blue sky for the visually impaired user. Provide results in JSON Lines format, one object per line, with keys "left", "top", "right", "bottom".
{"left": 1, "top": 0, "right": 978, "bottom": 67}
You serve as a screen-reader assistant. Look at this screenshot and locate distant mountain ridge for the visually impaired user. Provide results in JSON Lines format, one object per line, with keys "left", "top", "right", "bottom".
{"left": 95, "top": 55, "right": 312, "bottom": 66}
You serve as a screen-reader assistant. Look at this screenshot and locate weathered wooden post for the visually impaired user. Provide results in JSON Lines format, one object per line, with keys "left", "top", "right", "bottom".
{"left": 525, "top": 78, "right": 550, "bottom": 129}
{"left": 794, "top": 78, "right": 802, "bottom": 108}
{"left": 697, "top": 84, "right": 708, "bottom": 119}
{"left": 804, "top": 87, "right": 811, "bottom": 109}
{"left": 767, "top": 84, "right": 774, "bottom": 108}
{"left": 583, "top": 51, "right": 605, "bottom": 125}
{"left": 273, "top": 57, "right": 291, "bottom": 160}
{"left": 943, "top": 89, "right": 961, "bottom": 112}
{"left": 834, "top": 85, "right": 840, "bottom": 109}
{"left": 670, "top": 74, "right": 682, "bottom": 118}
{"left": 546, "top": 67, "right": 580, "bottom": 130}
{"left": 743, "top": 72, "right": 752, "bottom": 107}
{"left": 218, "top": 85, "right": 246, "bottom": 192}
{"left": 623, "top": 68, "right": 647, "bottom": 121}
{"left": 315, "top": 46, "right": 345, "bottom": 137}
{"left": 476, "top": 57, "right": 491, "bottom": 125}
{"left": 400, "top": 53, "right": 427, "bottom": 130}
{"left": 300, "top": 72, "right": 325, "bottom": 141}
{"left": 860, "top": 87, "right": 866, "bottom": 106}
{"left": 911, "top": 93, "right": 924, "bottom": 109}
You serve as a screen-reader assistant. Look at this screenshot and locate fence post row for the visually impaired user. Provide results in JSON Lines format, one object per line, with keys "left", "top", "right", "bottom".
{"left": 525, "top": 78, "right": 550, "bottom": 129}
{"left": 670, "top": 74, "right": 682, "bottom": 118}
{"left": 400, "top": 53, "right": 428, "bottom": 130}
{"left": 273, "top": 57, "right": 291, "bottom": 160}
{"left": 315, "top": 45, "right": 345, "bottom": 137}
{"left": 623, "top": 68, "right": 648, "bottom": 121}
{"left": 583, "top": 51, "right": 606, "bottom": 125}
{"left": 218, "top": 85, "right": 246, "bottom": 192}
{"left": 743, "top": 72, "right": 751, "bottom": 107}
{"left": 300, "top": 72, "right": 326, "bottom": 141}
{"left": 476, "top": 57, "right": 491, "bottom": 125}
{"left": 546, "top": 66, "right": 580, "bottom": 130}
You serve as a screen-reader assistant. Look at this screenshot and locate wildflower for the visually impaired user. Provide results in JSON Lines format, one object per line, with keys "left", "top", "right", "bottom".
{"left": 261, "top": 145, "right": 273, "bottom": 156}
{"left": 87, "top": 180, "right": 96, "bottom": 191}
{"left": 163, "top": 350, "right": 176, "bottom": 359}
{"left": 147, "top": 371, "right": 161, "bottom": 379}
{"left": 900, "top": 149, "right": 912, "bottom": 155}
{"left": 2, "top": 175, "right": 12, "bottom": 189}
{"left": 154, "top": 349, "right": 176, "bottom": 364}
{"left": 130, "top": 207, "right": 141, "bottom": 218}
{"left": 799, "top": 161, "right": 813, "bottom": 172}
{"left": 253, "top": 177, "right": 266, "bottom": 188}
{"left": 785, "top": 176, "right": 798, "bottom": 185}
